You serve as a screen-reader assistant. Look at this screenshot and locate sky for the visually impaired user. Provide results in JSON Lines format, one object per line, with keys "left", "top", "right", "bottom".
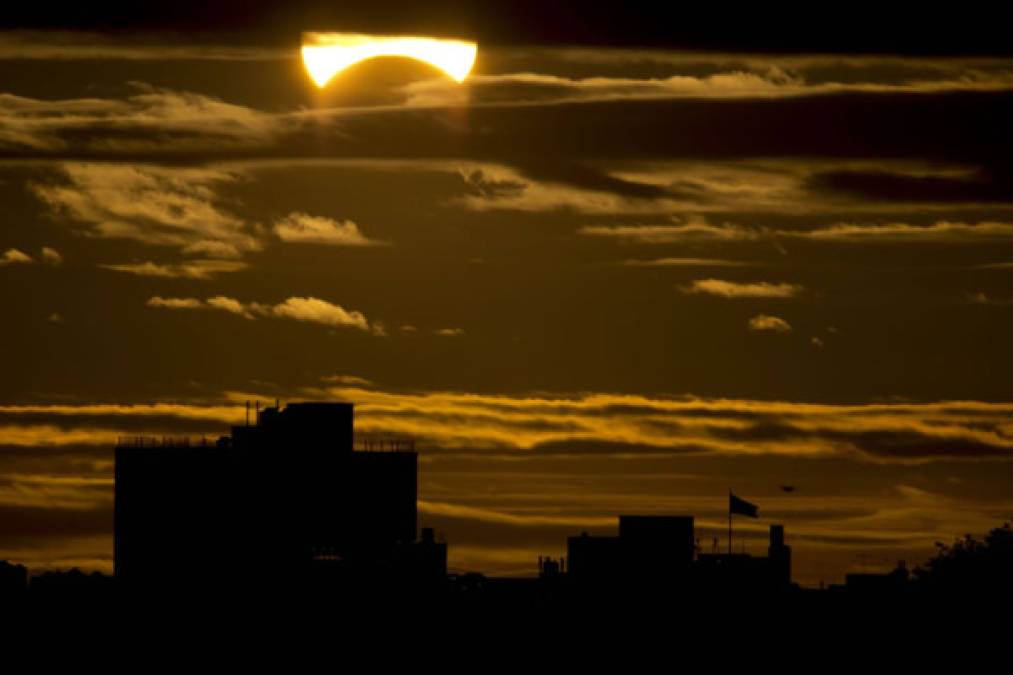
{"left": 1, "top": 4, "right": 1012, "bottom": 586}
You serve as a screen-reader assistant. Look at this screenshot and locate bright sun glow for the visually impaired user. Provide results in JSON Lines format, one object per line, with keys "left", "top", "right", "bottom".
{"left": 301, "top": 32, "right": 477, "bottom": 87}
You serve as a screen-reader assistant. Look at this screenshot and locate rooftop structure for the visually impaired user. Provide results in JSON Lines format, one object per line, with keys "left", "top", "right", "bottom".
{"left": 563, "top": 516, "right": 792, "bottom": 594}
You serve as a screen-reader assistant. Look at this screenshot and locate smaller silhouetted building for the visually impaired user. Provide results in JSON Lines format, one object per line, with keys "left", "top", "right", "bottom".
{"left": 843, "top": 561, "right": 909, "bottom": 595}
{"left": 567, "top": 515, "right": 696, "bottom": 589}
{"left": 393, "top": 527, "right": 448, "bottom": 583}
{"left": 620, "top": 515, "right": 695, "bottom": 570}
{"left": 697, "top": 525, "right": 792, "bottom": 592}
{"left": 568, "top": 534, "right": 624, "bottom": 581}
{"left": 563, "top": 516, "right": 793, "bottom": 595}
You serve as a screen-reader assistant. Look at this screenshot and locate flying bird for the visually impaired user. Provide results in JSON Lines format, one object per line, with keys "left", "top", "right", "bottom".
{"left": 780, "top": 485, "right": 796, "bottom": 493}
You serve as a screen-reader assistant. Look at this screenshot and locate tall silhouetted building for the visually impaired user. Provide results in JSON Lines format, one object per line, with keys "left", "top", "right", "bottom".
{"left": 114, "top": 443, "right": 234, "bottom": 588}
{"left": 115, "top": 402, "right": 423, "bottom": 591}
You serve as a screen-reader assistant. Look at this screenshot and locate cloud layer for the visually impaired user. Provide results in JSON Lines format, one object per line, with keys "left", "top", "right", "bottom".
{"left": 3, "top": 391, "right": 1012, "bottom": 463}
{"left": 0, "top": 249, "right": 32, "bottom": 265}
{"left": 147, "top": 295, "right": 375, "bottom": 332}
{"left": 0, "top": 84, "right": 293, "bottom": 153}
{"left": 274, "top": 212, "right": 381, "bottom": 246}
{"left": 31, "top": 163, "right": 261, "bottom": 259}
{"left": 748, "top": 314, "right": 792, "bottom": 332}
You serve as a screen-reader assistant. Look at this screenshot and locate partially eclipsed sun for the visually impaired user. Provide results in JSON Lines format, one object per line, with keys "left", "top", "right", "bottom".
{"left": 301, "top": 32, "right": 477, "bottom": 87}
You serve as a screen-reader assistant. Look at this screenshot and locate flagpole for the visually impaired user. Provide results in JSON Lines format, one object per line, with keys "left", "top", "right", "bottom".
{"left": 728, "top": 489, "right": 732, "bottom": 556}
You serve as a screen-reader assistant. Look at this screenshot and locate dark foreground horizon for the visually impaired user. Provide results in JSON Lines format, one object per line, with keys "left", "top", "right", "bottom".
{"left": 4, "top": 401, "right": 1010, "bottom": 624}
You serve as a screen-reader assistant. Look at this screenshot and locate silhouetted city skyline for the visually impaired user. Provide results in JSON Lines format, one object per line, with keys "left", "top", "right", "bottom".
{"left": 4, "top": 401, "right": 1010, "bottom": 615}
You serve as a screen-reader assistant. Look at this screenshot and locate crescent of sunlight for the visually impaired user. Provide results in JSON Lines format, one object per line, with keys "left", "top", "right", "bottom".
{"left": 301, "top": 32, "right": 478, "bottom": 87}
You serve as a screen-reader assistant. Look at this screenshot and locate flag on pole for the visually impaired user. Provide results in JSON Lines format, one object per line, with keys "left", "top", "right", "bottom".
{"left": 730, "top": 492, "right": 759, "bottom": 518}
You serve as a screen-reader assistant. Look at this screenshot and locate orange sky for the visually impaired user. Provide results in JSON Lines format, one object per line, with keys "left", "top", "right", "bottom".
{"left": 1, "top": 20, "right": 1012, "bottom": 586}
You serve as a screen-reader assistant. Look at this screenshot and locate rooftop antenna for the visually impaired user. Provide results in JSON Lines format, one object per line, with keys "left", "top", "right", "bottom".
{"left": 276, "top": 397, "right": 280, "bottom": 410}
{"left": 245, "top": 400, "right": 250, "bottom": 427}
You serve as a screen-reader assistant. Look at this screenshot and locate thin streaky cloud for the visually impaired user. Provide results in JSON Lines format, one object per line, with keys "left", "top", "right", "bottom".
{"left": 967, "top": 292, "right": 1013, "bottom": 307}
{"left": 419, "top": 500, "right": 616, "bottom": 527}
{"left": 497, "top": 46, "right": 1013, "bottom": 71}
{"left": 0, "top": 424, "right": 123, "bottom": 447}
{"left": 1, "top": 85, "right": 296, "bottom": 153}
{"left": 0, "top": 33, "right": 289, "bottom": 61}
{"left": 586, "top": 219, "right": 1013, "bottom": 244}
{"left": 794, "top": 221, "right": 1013, "bottom": 241}
{"left": 682, "top": 279, "right": 803, "bottom": 298}
{"left": 580, "top": 219, "right": 763, "bottom": 243}
{"left": 402, "top": 68, "right": 1013, "bottom": 107}
{"left": 146, "top": 297, "right": 203, "bottom": 310}
{"left": 620, "top": 257, "right": 748, "bottom": 267}
{"left": 320, "top": 375, "right": 374, "bottom": 386}
{"left": 100, "top": 260, "right": 247, "bottom": 280}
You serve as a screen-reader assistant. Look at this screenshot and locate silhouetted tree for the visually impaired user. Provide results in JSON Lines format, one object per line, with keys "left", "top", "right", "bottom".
{"left": 913, "top": 523, "right": 1013, "bottom": 597}
{"left": 0, "top": 560, "right": 28, "bottom": 596}
{"left": 30, "top": 567, "right": 113, "bottom": 599}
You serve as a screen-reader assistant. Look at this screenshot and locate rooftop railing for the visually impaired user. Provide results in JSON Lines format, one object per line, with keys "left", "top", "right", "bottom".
{"left": 116, "top": 436, "right": 214, "bottom": 449}
{"left": 117, "top": 434, "right": 414, "bottom": 452}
